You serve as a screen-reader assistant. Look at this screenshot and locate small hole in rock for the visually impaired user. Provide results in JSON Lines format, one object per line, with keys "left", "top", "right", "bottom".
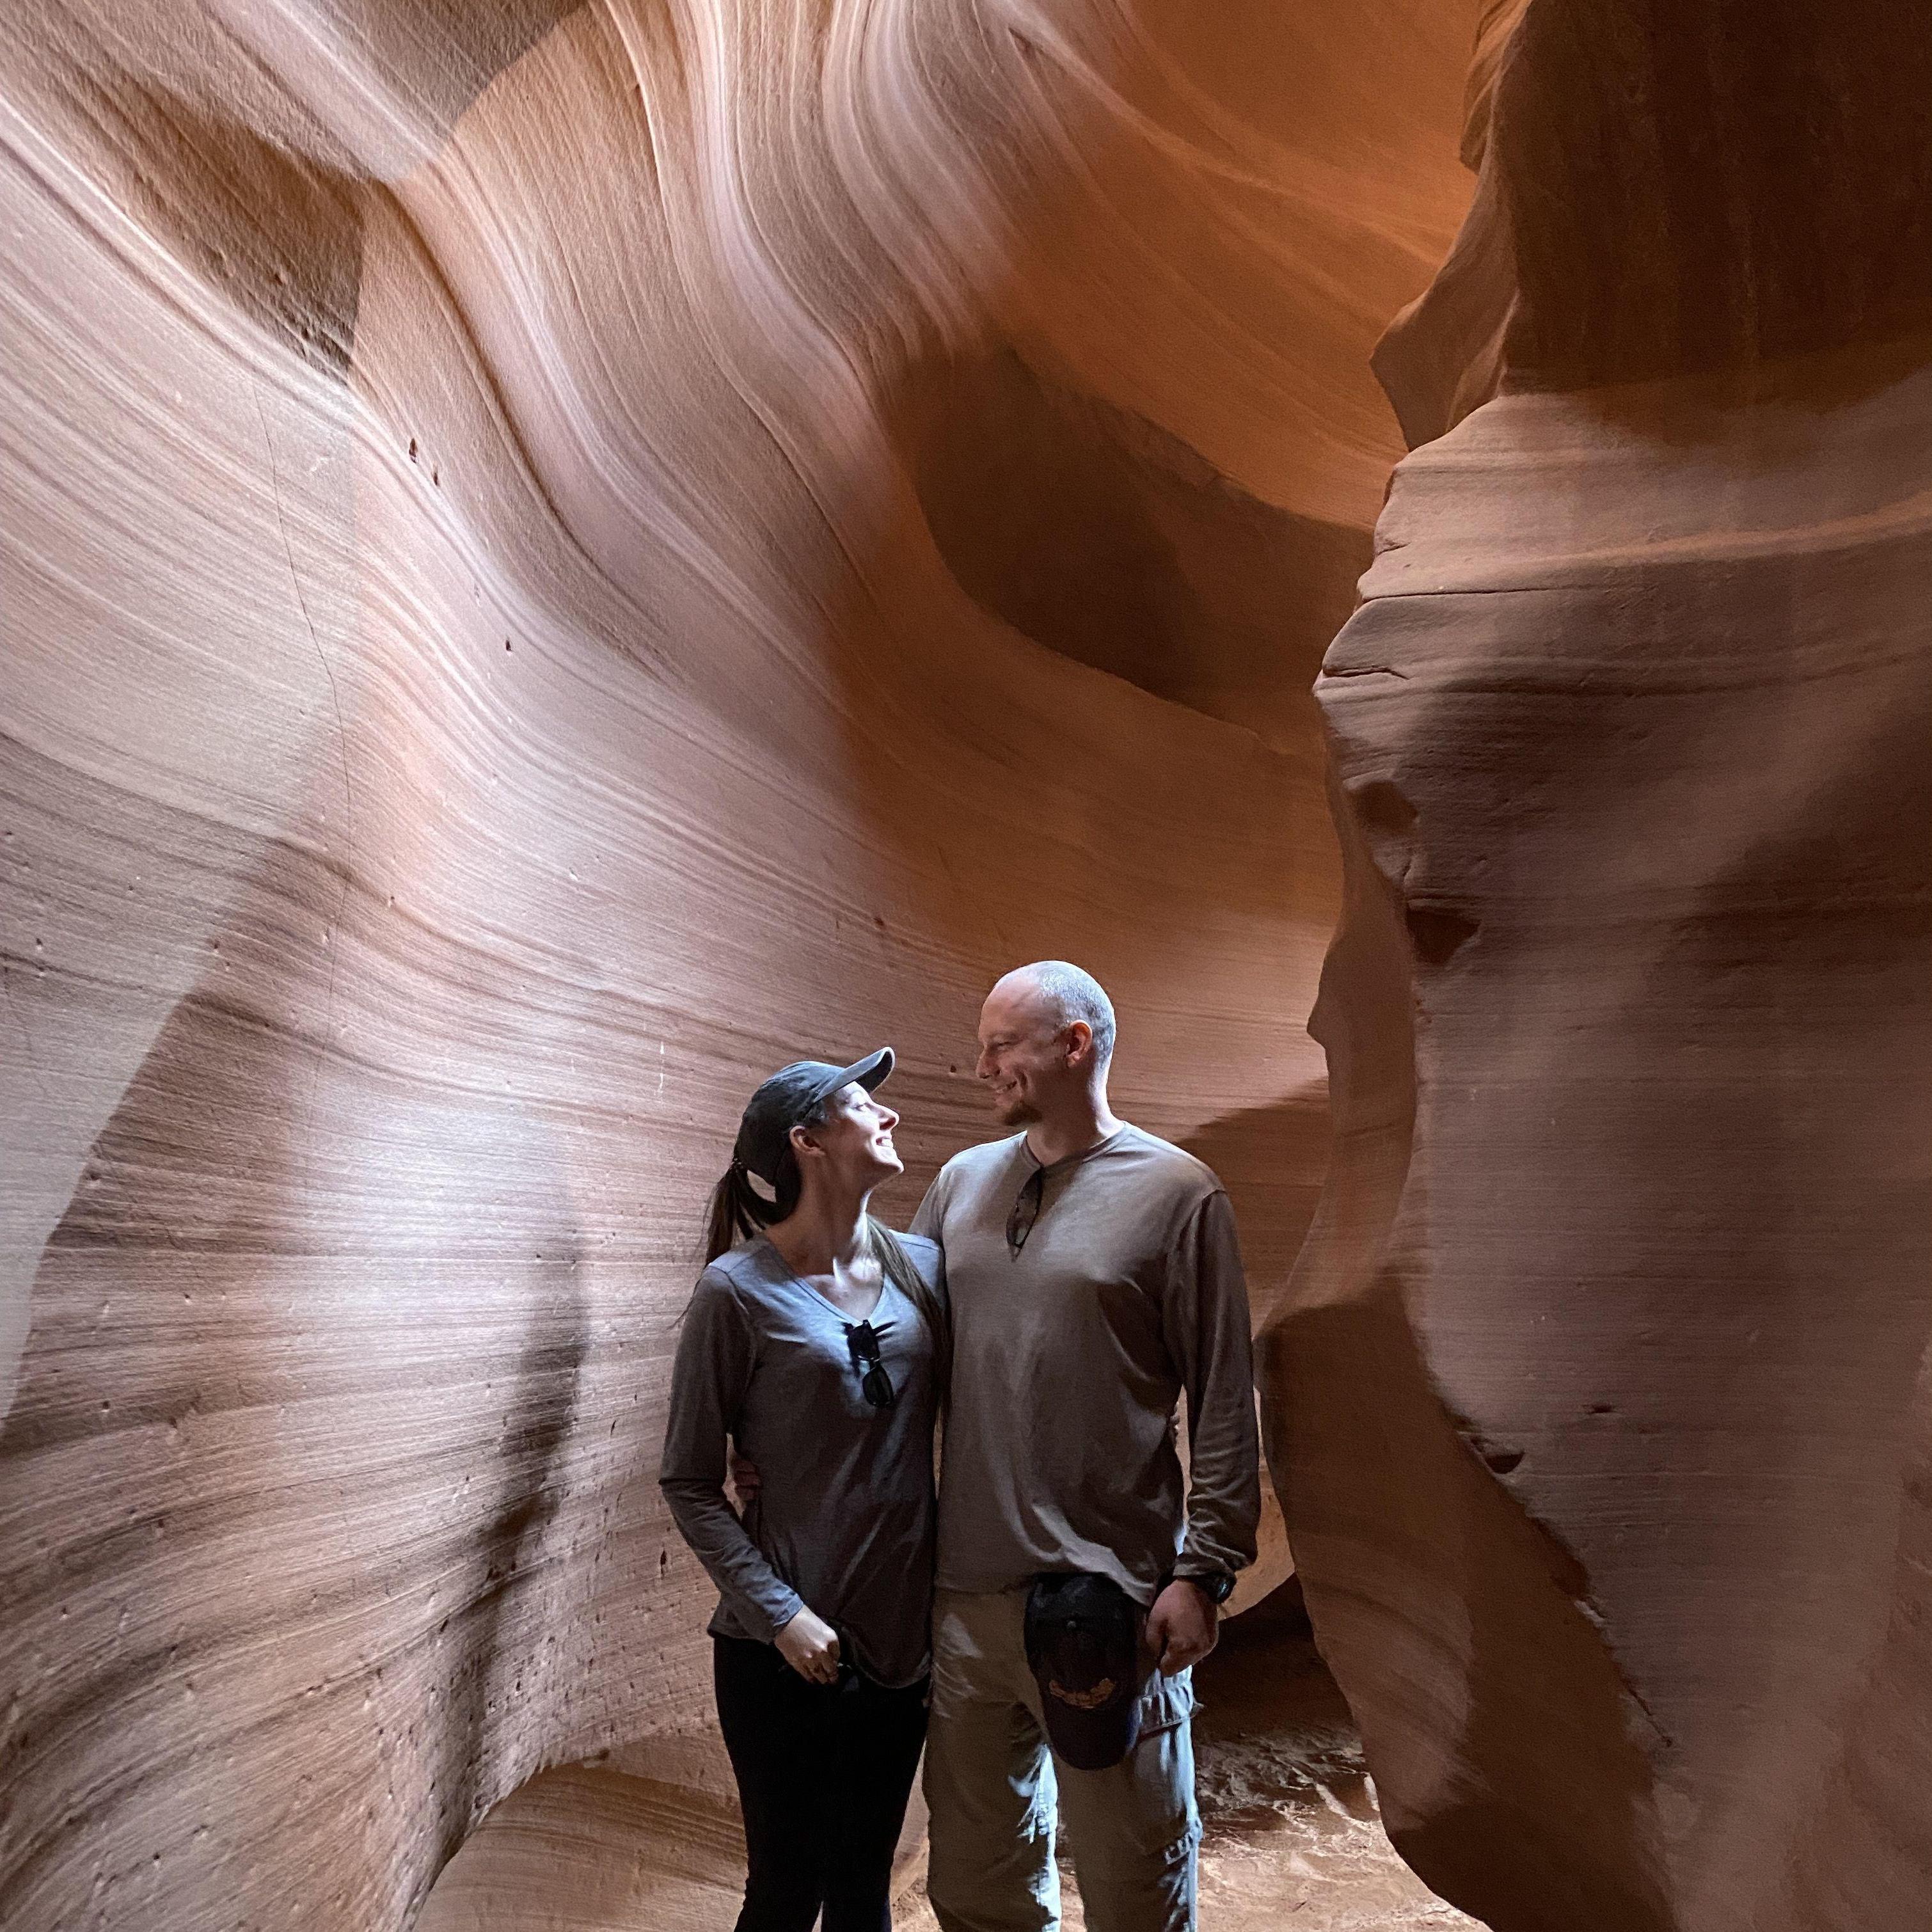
{"left": 1407, "top": 905, "right": 1479, "bottom": 966}
{"left": 1350, "top": 777, "right": 1416, "bottom": 835}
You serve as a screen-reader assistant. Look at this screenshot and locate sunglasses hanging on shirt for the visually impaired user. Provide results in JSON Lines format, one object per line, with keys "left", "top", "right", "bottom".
{"left": 1007, "top": 1167, "right": 1047, "bottom": 1255}
{"left": 845, "top": 1319, "right": 896, "bottom": 1409}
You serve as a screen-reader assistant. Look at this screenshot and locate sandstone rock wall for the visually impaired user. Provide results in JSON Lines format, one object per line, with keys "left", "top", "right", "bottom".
{"left": 1262, "top": 5, "right": 1932, "bottom": 1929}
{"left": 0, "top": 4, "right": 1477, "bottom": 1924}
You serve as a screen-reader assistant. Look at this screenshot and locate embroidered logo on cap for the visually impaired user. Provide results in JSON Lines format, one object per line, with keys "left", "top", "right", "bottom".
{"left": 1049, "top": 1675, "right": 1118, "bottom": 1709}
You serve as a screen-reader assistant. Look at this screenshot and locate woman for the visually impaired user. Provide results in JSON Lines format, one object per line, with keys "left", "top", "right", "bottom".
{"left": 660, "top": 1048, "right": 947, "bottom": 1932}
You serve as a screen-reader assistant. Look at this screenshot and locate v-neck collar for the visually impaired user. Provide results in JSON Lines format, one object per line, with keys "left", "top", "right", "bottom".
{"left": 757, "top": 1236, "right": 887, "bottom": 1326}
{"left": 1018, "top": 1123, "right": 1130, "bottom": 1179}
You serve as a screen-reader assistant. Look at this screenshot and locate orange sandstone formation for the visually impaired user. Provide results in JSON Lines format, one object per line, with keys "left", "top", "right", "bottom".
{"left": 1, "top": 3, "right": 1477, "bottom": 1926}
{"left": 9, "top": 3, "right": 1923, "bottom": 1929}
{"left": 1263, "top": 4, "right": 1932, "bottom": 1930}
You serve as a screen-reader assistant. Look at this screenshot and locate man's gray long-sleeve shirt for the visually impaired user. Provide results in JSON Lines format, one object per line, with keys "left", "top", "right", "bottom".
{"left": 911, "top": 1123, "right": 1260, "bottom": 1605}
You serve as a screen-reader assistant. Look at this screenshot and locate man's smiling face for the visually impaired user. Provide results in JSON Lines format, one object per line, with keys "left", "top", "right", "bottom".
{"left": 974, "top": 979, "right": 1074, "bottom": 1127}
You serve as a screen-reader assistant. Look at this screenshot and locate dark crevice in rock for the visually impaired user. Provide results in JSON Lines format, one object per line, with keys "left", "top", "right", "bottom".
{"left": 908, "top": 346, "right": 1370, "bottom": 752}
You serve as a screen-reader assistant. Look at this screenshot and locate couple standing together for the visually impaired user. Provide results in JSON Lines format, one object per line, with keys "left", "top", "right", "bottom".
{"left": 661, "top": 962, "right": 1261, "bottom": 1932}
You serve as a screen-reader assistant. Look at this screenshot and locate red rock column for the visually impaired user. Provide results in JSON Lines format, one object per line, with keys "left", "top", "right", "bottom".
{"left": 1262, "top": 5, "right": 1932, "bottom": 1929}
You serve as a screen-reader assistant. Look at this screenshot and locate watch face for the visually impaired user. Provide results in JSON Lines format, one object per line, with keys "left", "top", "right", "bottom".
{"left": 1185, "top": 1571, "right": 1235, "bottom": 1604}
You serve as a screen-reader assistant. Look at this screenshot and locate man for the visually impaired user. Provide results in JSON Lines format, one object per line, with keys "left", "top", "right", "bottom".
{"left": 914, "top": 960, "right": 1260, "bottom": 1932}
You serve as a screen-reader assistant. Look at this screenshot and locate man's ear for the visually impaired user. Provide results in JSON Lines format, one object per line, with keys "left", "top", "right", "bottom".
{"left": 1064, "top": 1021, "right": 1094, "bottom": 1069}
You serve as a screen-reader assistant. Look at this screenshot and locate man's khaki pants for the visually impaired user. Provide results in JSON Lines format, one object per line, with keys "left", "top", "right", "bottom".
{"left": 923, "top": 1587, "right": 1200, "bottom": 1932}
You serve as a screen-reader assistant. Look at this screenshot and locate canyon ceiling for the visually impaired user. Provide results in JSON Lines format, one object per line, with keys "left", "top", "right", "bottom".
{"left": 2, "top": 4, "right": 1928, "bottom": 1931}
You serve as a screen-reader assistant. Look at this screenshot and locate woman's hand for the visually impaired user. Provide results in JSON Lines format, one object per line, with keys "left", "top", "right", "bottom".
{"left": 775, "top": 1606, "right": 842, "bottom": 1684}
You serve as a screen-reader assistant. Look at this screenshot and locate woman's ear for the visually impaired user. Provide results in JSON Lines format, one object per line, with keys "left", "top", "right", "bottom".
{"left": 788, "top": 1121, "right": 820, "bottom": 1161}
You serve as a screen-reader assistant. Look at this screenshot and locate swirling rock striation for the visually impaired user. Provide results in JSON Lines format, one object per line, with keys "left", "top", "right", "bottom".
{"left": 1, "top": 3, "right": 1478, "bottom": 1926}
{"left": 1263, "top": 4, "right": 1932, "bottom": 1929}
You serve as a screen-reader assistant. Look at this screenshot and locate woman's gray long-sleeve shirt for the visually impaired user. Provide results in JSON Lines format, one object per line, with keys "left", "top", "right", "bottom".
{"left": 659, "top": 1234, "right": 945, "bottom": 1688}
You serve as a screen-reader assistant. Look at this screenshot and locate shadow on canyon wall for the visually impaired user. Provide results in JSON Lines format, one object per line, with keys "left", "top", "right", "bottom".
{"left": 1, "top": 3, "right": 1405, "bottom": 1926}
{"left": 12, "top": 0, "right": 591, "bottom": 374}
{"left": 1257, "top": 767, "right": 1675, "bottom": 1932}
{"left": 910, "top": 345, "right": 1368, "bottom": 757}
{"left": 1176, "top": 1084, "right": 1331, "bottom": 1330}
{"left": 2, "top": 794, "right": 595, "bottom": 1926}
{"left": 432, "top": 1256, "right": 589, "bottom": 1890}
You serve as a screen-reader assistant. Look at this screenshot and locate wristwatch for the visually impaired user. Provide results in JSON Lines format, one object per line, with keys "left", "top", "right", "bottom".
{"left": 1175, "top": 1569, "right": 1236, "bottom": 1606}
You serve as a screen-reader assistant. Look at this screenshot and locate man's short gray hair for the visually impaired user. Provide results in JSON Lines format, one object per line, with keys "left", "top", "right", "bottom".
{"left": 1018, "top": 960, "right": 1116, "bottom": 1065}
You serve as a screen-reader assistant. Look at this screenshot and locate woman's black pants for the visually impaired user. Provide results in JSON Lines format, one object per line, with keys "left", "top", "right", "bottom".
{"left": 713, "top": 1635, "right": 930, "bottom": 1932}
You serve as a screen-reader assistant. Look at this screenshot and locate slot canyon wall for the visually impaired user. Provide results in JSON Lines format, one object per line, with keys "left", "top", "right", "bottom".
{"left": 1263, "top": 4, "right": 1932, "bottom": 1931}
{"left": 1, "top": 6, "right": 1926, "bottom": 1932}
{"left": 1, "top": 1, "right": 1477, "bottom": 1926}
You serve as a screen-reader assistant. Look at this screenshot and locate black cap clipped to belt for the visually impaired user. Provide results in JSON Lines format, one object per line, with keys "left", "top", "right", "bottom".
{"left": 1023, "top": 1572, "right": 1148, "bottom": 1771}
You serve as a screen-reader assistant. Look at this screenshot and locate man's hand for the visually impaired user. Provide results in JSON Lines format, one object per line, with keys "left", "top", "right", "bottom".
{"left": 775, "top": 1605, "right": 842, "bottom": 1684}
{"left": 727, "top": 1446, "right": 761, "bottom": 1509}
{"left": 1144, "top": 1579, "right": 1219, "bottom": 1675}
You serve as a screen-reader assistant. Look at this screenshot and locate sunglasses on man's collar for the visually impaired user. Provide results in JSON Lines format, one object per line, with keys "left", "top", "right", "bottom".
{"left": 1007, "top": 1166, "right": 1047, "bottom": 1255}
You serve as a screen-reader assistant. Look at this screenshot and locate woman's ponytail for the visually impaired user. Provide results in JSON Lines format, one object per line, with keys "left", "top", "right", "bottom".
{"left": 702, "top": 1159, "right": 767, "bottom": 1265}
{"left": 701, "top": 1128, "right": 813, "bottom": 1268}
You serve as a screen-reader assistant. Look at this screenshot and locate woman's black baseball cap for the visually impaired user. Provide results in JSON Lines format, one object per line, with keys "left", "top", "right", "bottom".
{"left": 732, "top": 1049, "right": 895, "bottom": 1185}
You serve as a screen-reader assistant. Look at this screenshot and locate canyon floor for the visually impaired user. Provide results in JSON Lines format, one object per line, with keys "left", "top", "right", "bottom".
{"left": 424, "top": 1594, "right": 1478, "bottom": 1931}
{"left": 900, "top": 1604, "right": 1477, "bottom": 1932}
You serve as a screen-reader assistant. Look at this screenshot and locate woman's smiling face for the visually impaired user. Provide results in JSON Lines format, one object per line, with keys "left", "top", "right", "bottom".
{"left": 793, "top": 1081, "right": 903, "bottom": 1187}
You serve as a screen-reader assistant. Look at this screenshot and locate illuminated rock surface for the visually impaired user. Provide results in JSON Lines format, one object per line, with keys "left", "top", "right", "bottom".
{"left": 5, "top": 3, "right": 1927, "bottom": 1931}
{"left": 1, "top": 0, "right": 1471, "bottom": 1925}
{"left": 1262, "top": 4, "right": 1932, "bottom": 1931}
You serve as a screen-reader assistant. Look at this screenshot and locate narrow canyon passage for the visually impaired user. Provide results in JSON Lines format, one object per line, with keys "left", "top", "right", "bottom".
{"left": 3, "top": 5, "right": 1929, "bottom": 1932}
{"left": 418, "top": 1585, "right": 1481, "bottom": 1931}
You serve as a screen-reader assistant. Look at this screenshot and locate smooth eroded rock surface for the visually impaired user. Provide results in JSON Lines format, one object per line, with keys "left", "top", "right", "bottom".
{"left": 1, "top": 3, "right": 1479, "bottom": 1925}
{"left": 1263, "top": 5, "right": 1932, "bottom": 1929}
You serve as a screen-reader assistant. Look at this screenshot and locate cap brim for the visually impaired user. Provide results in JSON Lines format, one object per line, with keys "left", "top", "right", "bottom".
{"left": 1039, "top": 1697, "right": 1143, "bottom": 1773}
{"left": 827, "top": 1047, "right": 894, "bottom": 1095}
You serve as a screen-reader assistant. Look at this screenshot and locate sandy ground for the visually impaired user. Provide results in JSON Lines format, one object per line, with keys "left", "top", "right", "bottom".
{"left": 422, "top": 1601, "right": 1482, "bottom": 1931}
